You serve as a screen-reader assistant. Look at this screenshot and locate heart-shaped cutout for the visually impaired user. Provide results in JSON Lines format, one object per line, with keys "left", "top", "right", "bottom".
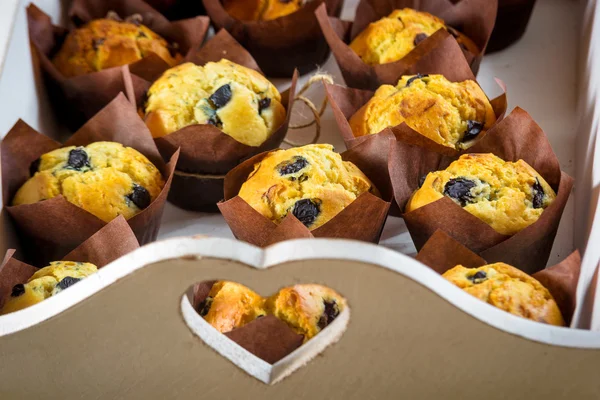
{"left": 181, "top": 280, "right": 350, "bottom": 384}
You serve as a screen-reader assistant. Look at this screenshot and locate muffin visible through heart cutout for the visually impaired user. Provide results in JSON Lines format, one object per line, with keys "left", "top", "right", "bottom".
{"left": 181, "top": 280, "right": 350, "bottom": 384}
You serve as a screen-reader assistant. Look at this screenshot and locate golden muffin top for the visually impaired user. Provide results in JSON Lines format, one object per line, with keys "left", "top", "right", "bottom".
{"left": 52, "top": 18, "right": 178, "bottom": 77}
{"left": 238, "top": 144, "right": 378, "bottom": 230}
{"left": 13, "top": 142, "right": 164, "bottom": 223}
{"left": 144, "top": 60, "right": 286, "bottom": 146}
{"left": 406, "top": 154, "right": 556, "bottom": 236}
{"left": 1, "top": 261, "right": 98, "bottom": 315}
{"left": 265, "top": 284, "right": 346, "bottom": 340}
{"left": 443, "top": 263, "right": 565, "bottom": 326}
{"left": 198, "top": 281, "right": 267, "bottom": 333}
{"left": 349, "top": 74, "right": 496, "bottom": 149}
{"left": 349, "top": 8, "right": 478, "bottom": 65}
{"left": 223, "top": 0, "right": 306, "bottom": 21}
{"left": 197, "top": 280, "right": 347, "bottom": 341}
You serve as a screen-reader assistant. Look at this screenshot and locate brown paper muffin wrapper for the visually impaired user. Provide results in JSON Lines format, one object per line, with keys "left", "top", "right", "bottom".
{"left": 26, "top": 2, "right": 209, "bottom": 131}
{"left": 217, "top": 136, "right": 393, "bottom": 247}
{"left": 416, "top": 230, "right": 581, "bottom": 325}
{"left": 1, "top": 94, "right": 178, "bottom": 267}
{"left": 134, "top": 29, "right": 299, "bottom": 212}
{"left": 316, "top": 0, "right": 497, "bottom": 88}
{"left": 0, "top": 216, "right": 140, "bottom": 309}
{"left": 395, "top": 108, "right": 574, "bottom": 274}
{"left": 142, "top": 0, "right": 206, "bottom": 21}
{"left": 487, "top": 0, "right": 537, "bottom": 53}
{"left": 202, "top": 0, "right": 344, "bottom": 77}
{"left": 192, "top": 281, "right": 305, "bottom": 364}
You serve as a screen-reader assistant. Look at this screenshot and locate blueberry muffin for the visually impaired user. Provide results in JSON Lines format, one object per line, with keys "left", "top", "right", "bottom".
{"left": 223, "top": 0, "right": 306, "bottom": 21}
{"left": 265, "top": 284, "right": 346, "bottom": 341}
{"left": 443, "top": 263, "right": 565, "bottom": 326}
{"left": 349, "top": 8, "right": 479, "bottom": 66}
{"left": 1, "top": 261, "right": 97, "bottom": 315}
{"left": 238, "top": 144, "right": 378, "bottom": 230}
{"left": 13, "top": 142, "right": 164, "bottom": 222}
{"left": 197, "top": 281, "right": 267, "bottom": 333}
{"left": 144, "top": 60, "right": 286, "bottom": 146}
{"left": 406, "top": 154, "right": 556, "bottom": 236}
{"left": 52, "top": 18, "right": 178, "bottom": 78}
{"left": 349, "top": 74, "right": 496, "bottom": 149}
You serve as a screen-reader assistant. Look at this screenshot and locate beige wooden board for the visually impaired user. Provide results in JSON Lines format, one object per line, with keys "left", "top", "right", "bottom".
{"left": 1, "top": 244, "right": 600, "bottom": 399}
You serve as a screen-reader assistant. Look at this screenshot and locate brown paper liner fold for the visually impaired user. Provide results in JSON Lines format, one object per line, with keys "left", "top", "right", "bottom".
{"left": 192, "top": 281, "right": 304, "bottom": 364}
{"left": 0, "top": 216, "right": 140, "bottom": 308}
{"left": 395, "top": 108, "right": 573, "bottom": 274}
{"left": 27, "top": 2, "right": 209, "bottom": 131}
{"left": 218, "top": 138, "right": 392, "bottom": 247}
{"left": 202, "top": 0, "right": 344, "bottom": 77}
{"left": 316, "top": 0, "right": 497, "bottom": 89}
{"left": 138, "top": 30, "right": 299, "bottom": 211}
{"left": 416, "top": 230, "right": 581, "bottom": 324}
{"left": 2, "top": 94, "right": 177, "bottom": 266}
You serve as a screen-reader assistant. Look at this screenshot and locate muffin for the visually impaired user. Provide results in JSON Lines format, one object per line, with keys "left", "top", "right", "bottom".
{"left": 349, "top": 8, "right": 479, "bottom": 66}
{"left": 52, "top": 18, "right": 178, "bottom": 78}
{"left": 348, "top": 74, "right": 496, "bottom": 149}
{"left": 443, "top": 263, "right": 565, "bottom": 326}
{"left": 198, "top": 281, "right": 267, "bottom": 333}
{"left": 1, "top": 261, "right": 97, "bottom": 314}
{"left": 406, "top": 154, "right": 556, "bottom": 236}
{"left": 144, "top": 60, "right": 286, "bottom": 146}
{"left": 223, "top": 0, "right": 306, "bottom": 21}
{"left": 13, "top": 142, "right": 164, "bottom": 222}
{"left": 265, "top": 284, "right": 346, "bottom": 340}
{"left": 238, "top": 144, "right": 378, "bottom": 230}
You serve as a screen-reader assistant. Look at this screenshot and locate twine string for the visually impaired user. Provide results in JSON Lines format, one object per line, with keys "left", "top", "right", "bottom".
{"left": 284, "top": 73, "right": 334, "bottom": 147}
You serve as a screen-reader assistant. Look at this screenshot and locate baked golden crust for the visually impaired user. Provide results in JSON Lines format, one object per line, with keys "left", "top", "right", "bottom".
{"left": 12, "top": 142, "right": 164, "bottom": 223}
{"left": 405, "top": 154, "right": 556, "bottom": 235}
{"left": 144, "top": 60, "right": 286, "bottom": 146}
{"left": 348, "top": 74, "right": 496, "bottom": 149}
{"left": 223, "top": 0, "right": 305, "bottom": 21}
{"left": 443, "top": 263, "right": 565, "bottom": 326}
{"left": 265, "top": 284, "right": 346, "bottom": 340}
{"left": 199, "top": 281, "right": 267, "bottom": 333}
{"left": 52, "top": 18, "right": 178, "bottom": 78}
{"left": 1, "top": 261, "right": 98, "bottom": 315}
{"left": 238, "top": 144, "right": 378, "bottom": 230}
{"left": 349, "top": 8, "right": 479, "bottom": 65}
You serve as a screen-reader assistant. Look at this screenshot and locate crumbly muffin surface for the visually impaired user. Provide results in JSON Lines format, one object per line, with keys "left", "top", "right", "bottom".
{"left": 238, "top": 144, "right": 378, "bottom": 230}
{"left": 349, "top": 74, "right": 496, "bottom": 149}
{"left": 406, "top": 154, "right": 556, "bottom": 235}
{"left": 13, "top": 142, "right": 164, "bottom": 222}
{"left": 53, "top": 18, "right": 177, "bottom": 77}
{"left": 443, "top": 263, "right": 565, "bottom": 326}
{"left": 145, "top": 60, "right": 286, "bottom": 146}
